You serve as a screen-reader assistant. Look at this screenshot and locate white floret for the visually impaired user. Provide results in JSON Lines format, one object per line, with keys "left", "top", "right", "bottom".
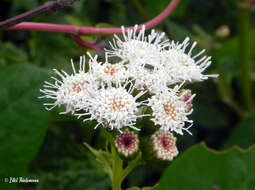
{"left": 77, "top": 81, "right": 149, "bottom": 132}
{"left": 161, "top": 37, "right": 219, "bottom": 84}
{"left": 148, "top": 84, "right": 194, "bottom": 135}
{"left": 39, "top": 56, "right": 96, "bottom": 114}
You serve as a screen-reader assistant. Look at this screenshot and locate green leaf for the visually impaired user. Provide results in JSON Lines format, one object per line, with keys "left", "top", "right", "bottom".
{"left": 223, "top": 112, "right": 255, "bottom": 149}
{"left": 0, "top": 64, "right": 50, "bottom": 189}
{"left": 156, "top": 143, "right": 255, "bottom": 190}
{"left": 84, "top": 142, "right": 113, "bottom": 179}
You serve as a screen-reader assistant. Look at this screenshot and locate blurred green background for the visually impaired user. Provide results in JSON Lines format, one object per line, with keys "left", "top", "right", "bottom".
{"left": 1, "top": 0, "right": 255, "bottom": 189}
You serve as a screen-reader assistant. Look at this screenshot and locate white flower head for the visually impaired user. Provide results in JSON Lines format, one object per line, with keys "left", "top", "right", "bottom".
{"left": 161, "top": 37, "right": 219, "bottom": 84}
{"left": 128, "top": 60, "right": 168, "bottom": 94}
{"left": 39, "top": 56, "right": 95, "bottom": 114}
{"left": 105, "top": 25, "right": 169, "bottom": 65}
{"left": 78, "top": 81, "right": 149, "bottom": 132}
{"left": 88, "top": 52, "right": 130, "bottom": 84}
{"left": 148, "top": 83, "right": 194, "bottom": 135}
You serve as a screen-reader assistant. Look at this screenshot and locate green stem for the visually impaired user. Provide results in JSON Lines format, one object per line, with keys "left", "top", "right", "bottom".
{"left": 111, "top": 142, "right": 123, "bottom": 190}
{"left": 120, "top": 153, "right": 143, "bottom": 182}
{"left": 102, "top": 129, "right": 123, "bottom": 190}
{"left": 238, "top": 1, "right": 253, "bottom": 112}
{"left": 101, "top": 129, "right": 143, "bottom": 190}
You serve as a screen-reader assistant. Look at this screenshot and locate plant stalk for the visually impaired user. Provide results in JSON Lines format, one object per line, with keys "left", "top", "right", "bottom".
{"left": 110, "top": 136, "right": 122, "bottom": 190}
{"left": 0, "top": 0, "right": 79, "bottom": 30}
{"left": 237, "top": 1, "right": 253, "bottom": 112}
{"left": 5, "top": 0, "right": 180, "bottom": 35}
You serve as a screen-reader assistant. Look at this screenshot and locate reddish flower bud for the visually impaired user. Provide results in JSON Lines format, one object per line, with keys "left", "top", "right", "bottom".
{"left": 151, "top": 130, "right": 178, "bottom": 161}
{"left": 115, "top": 131, "right": 139, "bottom": 157}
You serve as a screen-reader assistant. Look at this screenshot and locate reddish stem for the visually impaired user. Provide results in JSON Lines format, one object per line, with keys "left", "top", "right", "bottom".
{"left": 7, "top": 0, "right": 179, "bottom": 35}
{"left": 72, "top": 35, "right": 103, "bottom": 52}
{"left": 0, "top": 0, "right": 79, "bottom": 29}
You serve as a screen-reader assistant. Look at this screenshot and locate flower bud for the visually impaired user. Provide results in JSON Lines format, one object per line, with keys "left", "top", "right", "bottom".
{"left": 151, "top": 130, "right": 178, "bottom": 161}
{"left": 115, "top": 131, "right": 139, "bottom": 157}
{"left": 215, "top": 25, "right": 230, "bottom": 39}
{"left": 179, "top": 89, "right": 193, "bottom": 112}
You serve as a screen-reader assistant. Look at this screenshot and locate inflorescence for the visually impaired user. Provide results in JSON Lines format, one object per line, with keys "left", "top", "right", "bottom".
{"left": 39, "top": 25, "right": 218, "bottom": 161}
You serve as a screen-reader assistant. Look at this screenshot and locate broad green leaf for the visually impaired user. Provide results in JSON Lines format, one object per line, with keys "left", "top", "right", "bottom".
{"left": 223, "top": 112, "right": 255, "bottom": 149}
{"left": 156, "top": 143, "right": 255, "bottom": 190}
{"left": 0, "top": 64, "right": 50, "bottom": 190}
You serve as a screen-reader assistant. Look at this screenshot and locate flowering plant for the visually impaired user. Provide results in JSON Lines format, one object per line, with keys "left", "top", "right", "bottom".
{"left": 4, "top": 0, "right": 255, "bottom": 189}
{"left": 39, "top": 25, "right": 218, "bottom": 190}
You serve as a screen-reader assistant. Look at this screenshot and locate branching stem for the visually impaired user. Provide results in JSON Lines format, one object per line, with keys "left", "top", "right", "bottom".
{"left": 0, "top": 0, "right": 79, "bottom": 30}
{"left": 5, "top": 0, "right": 180, "bottom": 35}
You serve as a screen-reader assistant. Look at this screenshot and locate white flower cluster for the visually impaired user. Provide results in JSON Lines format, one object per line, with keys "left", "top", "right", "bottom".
{"left": 40, "top": 25, "right": 218, "bottom": 135}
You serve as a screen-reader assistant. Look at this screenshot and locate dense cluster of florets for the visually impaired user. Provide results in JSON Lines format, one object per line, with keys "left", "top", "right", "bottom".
{"left": 40, "top": 25, "right": 218, "bottom": 161}
{"left": 115, "top": 130, "right": 139, "bottom": 157}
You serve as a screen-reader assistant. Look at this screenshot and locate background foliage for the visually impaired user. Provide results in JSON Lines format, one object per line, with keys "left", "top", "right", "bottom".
{"left": 1, "top": 0, "right": 255, "bottom": 189}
